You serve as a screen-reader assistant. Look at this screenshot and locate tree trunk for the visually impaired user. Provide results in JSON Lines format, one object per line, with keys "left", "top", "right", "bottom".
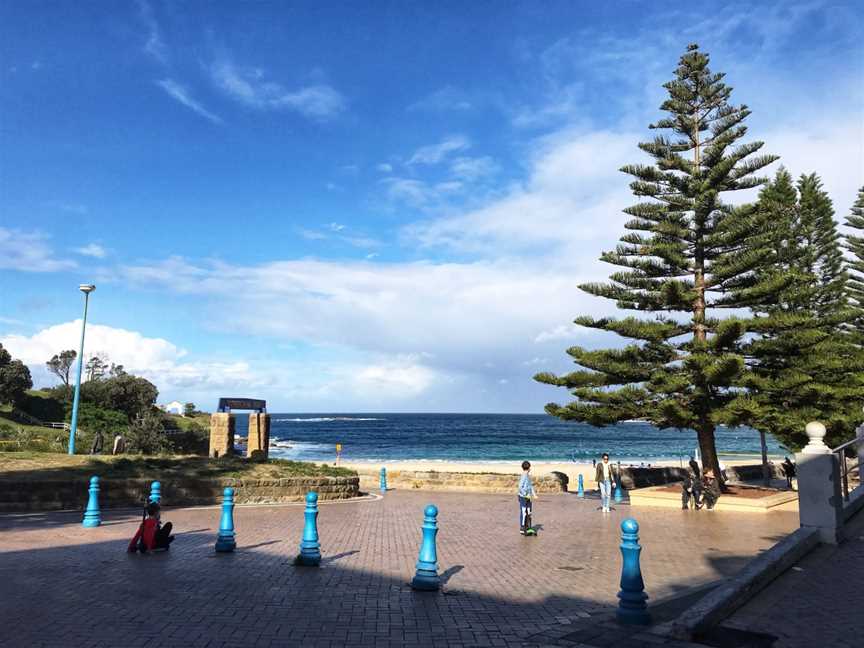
{"left": 697, "top": 424, "right": 725, "bottom": 490}
{"left": 759, "top": 430, "right": 770, "bottom": 487}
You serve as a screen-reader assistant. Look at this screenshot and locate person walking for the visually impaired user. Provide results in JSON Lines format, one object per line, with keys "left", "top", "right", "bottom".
{"left": 518, "top": 460, "right": 537, "bottom": 535}
{"left": 782, "top": 457, "right": 796, "bottom": 488}
{"left": 595, "top": 453, "right": 616, "bottom": 513}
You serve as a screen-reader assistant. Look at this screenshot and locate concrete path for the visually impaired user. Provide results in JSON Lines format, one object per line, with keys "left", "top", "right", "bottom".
{"left": 0, "top": 490, "right": 797, "bottom": 647}
{"left": 721, "top": 508, "right": 864, "bottom": 647}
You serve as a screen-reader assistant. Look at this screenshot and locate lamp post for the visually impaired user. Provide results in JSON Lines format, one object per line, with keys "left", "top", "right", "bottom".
{"left": 68, "top": 284, "right": 95, "bottom": 455}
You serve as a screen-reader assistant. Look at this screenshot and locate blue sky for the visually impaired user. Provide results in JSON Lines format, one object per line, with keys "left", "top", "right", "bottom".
{"left": 1, "top": 0, "right": 862, "bottom": 412}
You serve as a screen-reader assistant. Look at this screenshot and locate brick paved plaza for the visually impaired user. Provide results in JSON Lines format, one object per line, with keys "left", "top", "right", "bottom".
{"left": 0, "top": 490, "right": 798, "bottom": 647}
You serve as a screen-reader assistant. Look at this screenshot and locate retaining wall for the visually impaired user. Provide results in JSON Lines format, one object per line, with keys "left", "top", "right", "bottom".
{"left": 0, "top": 476, "right": 360, "bottom": 512}
{"left": 359, "top": 469, "right": 567, "bottom": 494}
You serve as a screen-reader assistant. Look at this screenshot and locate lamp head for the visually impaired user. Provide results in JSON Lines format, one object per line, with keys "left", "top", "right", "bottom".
{"left": 79, "top": 284, "right": 96, "bottom": 294}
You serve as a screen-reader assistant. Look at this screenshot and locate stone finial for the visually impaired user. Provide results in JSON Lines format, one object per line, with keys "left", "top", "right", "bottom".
{"left": 802, "top": 421, "right": 830, "bottom": 455}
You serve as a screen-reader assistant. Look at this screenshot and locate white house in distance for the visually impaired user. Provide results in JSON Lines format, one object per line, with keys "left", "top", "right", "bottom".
{"left": 160, "top": 400, "right": 184, "bottom": 415}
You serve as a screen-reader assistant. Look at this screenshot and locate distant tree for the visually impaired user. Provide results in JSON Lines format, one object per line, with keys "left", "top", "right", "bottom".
{"left": 183, "top": 402, "right": 196, "bottom": 417}
{"left": 109, "top": 363, "right": 126, "bottom": 378}
{"left": 84, "top": 353, "right": 109, "bottom": 382}
{"left": 535, "top": 44, "right": 778, "bottom": 483}
{"left": 0, "top": 344, "right": 33, "bottom": 406}
{"left": 126, "top": 410, "right": 172, "bottom": 454}
{"left": 81, "top": 374, "right": 158, "bottom": 422}
{"left": 46, "top": 350, "right": 77, "bottom": 396}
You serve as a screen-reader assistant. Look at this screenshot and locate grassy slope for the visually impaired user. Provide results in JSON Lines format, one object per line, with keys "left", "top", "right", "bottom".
{"left": 0, "top": 452, "right": 355, "bottom": 481}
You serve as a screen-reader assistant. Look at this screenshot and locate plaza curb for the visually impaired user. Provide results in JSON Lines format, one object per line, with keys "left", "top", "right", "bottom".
{"left": 660, "top": 526, "right": 820, "bottom": 641}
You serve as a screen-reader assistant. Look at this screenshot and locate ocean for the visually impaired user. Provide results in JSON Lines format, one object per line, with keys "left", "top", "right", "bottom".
{"left": 232, "top": 413, "right": 787, "bottom": 464}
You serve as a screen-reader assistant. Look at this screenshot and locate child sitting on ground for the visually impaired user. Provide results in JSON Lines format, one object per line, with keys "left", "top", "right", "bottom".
{"left": 128, "top": 502, "right": 174, "bottom": 553}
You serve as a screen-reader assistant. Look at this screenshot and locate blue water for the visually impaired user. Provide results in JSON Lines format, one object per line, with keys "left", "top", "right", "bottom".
{"left": 233, "top": 413, "right": 787, "bottom": 464}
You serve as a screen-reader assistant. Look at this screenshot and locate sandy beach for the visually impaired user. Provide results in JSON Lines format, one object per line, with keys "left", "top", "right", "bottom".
{"left": 341, "top": 456, "right": 772, "bottom": 487}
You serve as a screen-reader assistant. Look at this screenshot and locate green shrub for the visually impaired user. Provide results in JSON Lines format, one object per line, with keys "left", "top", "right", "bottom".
{"left": 170, "top": 422, "right": 209, "bottom": 455}
{"left": 125, "top": 410, "right": 172, "bottom": 454}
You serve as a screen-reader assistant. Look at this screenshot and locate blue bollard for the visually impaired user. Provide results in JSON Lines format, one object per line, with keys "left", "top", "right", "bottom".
{"left": 149, "top": 481, "right": 161, "bottom": 504}
{"left": 82, "top": 475, "right": 101, "bottom": 527}
{"left": 614, "top": 482, "right": 623, "bottom": 503}
{"left": 411, "top": 504, "right": 440, "bottom": 591}
{"left": 577, "top": 474, "right": 585, "bottom": 498}
{"left": 616, "top": 518, "right": 650, "bottom": 625}
{"left": 379, "top": 467, "right": 388, "bottom": 493}
{"left": 215, "top": 487, "right": 236, "bottom": 552}
{"left": 296, "top": 491, "right": 321, "bottom": 566}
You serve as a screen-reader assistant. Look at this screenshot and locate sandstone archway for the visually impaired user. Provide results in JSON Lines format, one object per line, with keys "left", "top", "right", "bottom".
{"left": 209, "top": 398, "right": 271, "bottom": 460}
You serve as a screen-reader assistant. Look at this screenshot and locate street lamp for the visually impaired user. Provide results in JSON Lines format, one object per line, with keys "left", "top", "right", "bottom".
{"left": 68, "top": 284, "right": 95, "bottom": 455}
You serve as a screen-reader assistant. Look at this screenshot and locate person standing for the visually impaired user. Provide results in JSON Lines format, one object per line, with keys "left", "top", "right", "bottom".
{"left": 90, "top": 430, "right": 104, "bottom": 455}
{"left": 689, "top": 456, "right": 701, "bottom": 480}
{"left": 595, "top": 453, "right": 616, "bottom": 513}
{"left": 518, "top": 460, "right": 536, "bottom": 535}
{"left": 681, "top": 471, "right": 694, "bottom": 510}
{"left": 112, "top": 433, "right": 125, "bottom": 455}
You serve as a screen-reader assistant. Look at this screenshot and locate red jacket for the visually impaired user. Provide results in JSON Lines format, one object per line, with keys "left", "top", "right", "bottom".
{"left": 128, "top": 518, "right": 159, "bottom": 551}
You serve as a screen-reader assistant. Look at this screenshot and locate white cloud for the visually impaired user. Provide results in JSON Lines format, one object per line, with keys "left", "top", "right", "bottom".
{"left": 408, "top": 86, "right": 473, "bottom": 112}
{"left": 762, "top": 114, "right": 863, "bottom": 218}
{"left": 327, "top": 222, "right": 346, "bottom": 232}
{"left": 136, "top": 0, "right": 167, "bottom": 63}
{"left": 450, "top": 156, "right": 499, "bottom": 181}
{"left": 114, "top": 256, "right": 608, "bottom": 380}
{"left": 350, "top": 354, "right": 438, "bottom": 396}
{"left": 406, "top": 129, "right": 638, "bottom": 255}
{"left": 0, "top": 321, "right": 447, "bottom": 408}
{"left": 376, "top": 163, "right": 393, "bottom": 173}
{"left": 381, "top": 177, "right": 438, "bottom": 209}
{"left": 407, "top": 135, "right": 470, "bottom": 165}
{"left": 534, "top": 325, "right": 579, "bottom": 344}
{"left": 0, "top": 228, "right": 77, "bottom": 272}
{"left": 74, "top": 243, "right": 107, "bottom": 259}
{"left": 156, "top": 79, "right": 222, "bottom": 124}
{"left": 210, "top": 60, "right": 345, "bottom": 120}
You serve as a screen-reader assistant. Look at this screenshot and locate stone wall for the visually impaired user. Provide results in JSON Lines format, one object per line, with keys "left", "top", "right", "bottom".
{"left": 0, "top": 475, "right": 359, "bottom": 512}
{"left": 618, "top": 463, "right": 784, "bottom": 490}
{"left": 360, "top": 469, "right": 567, "bottom": 494}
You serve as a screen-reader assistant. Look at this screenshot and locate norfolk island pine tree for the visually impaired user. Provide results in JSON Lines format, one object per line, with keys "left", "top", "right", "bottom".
{"left": 844, "top": 187, "right": 864, "bottom": 335}
{"left": 535, "top": 44, "right": 780, "bottom": 484}
{"left": 719, "top": 171, "right": 864, "bottom": 460}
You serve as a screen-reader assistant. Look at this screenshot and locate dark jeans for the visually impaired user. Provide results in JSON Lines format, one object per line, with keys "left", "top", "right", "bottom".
{"left": 518, "top": 496, "right": 532, "bottom": 531}
{"left": 682, "top": 489, "right": 693, "bottom": 508}
{"left": 154, "top": 521, "right": 174, "bottom": 549}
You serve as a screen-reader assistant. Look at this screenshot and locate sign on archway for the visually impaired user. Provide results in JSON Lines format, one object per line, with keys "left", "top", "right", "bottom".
{"left": 209, "top": 397, "right": 271, "bottom": 460}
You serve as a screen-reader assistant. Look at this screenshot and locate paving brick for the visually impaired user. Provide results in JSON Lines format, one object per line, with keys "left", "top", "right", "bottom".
{"left": 0, "top": 490, "right": 796, "bottom": 647}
